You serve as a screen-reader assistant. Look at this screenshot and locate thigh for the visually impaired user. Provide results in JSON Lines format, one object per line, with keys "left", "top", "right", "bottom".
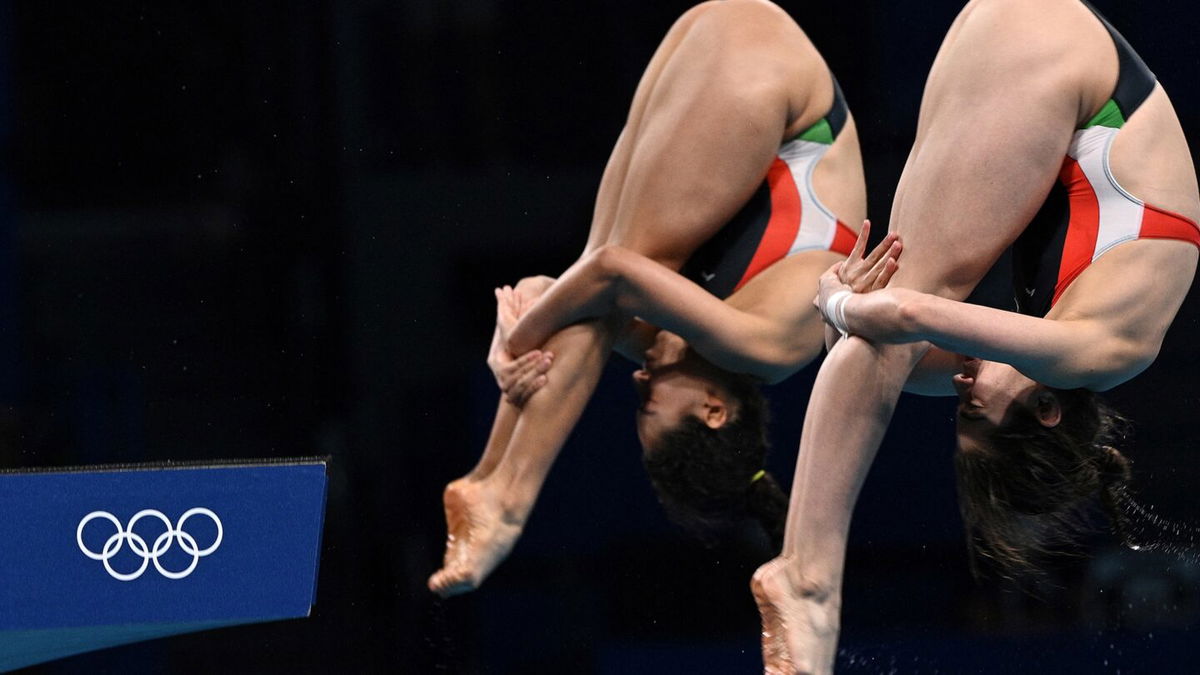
{"left": 889, "top": 0, "right": 1114, "bottom": 299}
{"left": 590, "top": 0, "right": 835, "bottom": 270}
{"left": 583, "top": 2, "right": 713, "bottom": 255}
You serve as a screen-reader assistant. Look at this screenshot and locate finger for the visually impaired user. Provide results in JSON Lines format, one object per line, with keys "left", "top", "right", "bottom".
{"left": 511, "top": 350, "right": 544, "bottom": 379}
{"left": 509, "top": 374, "right": 548, "bottom": 406}
{"left": 498, "top": 287, "right": 520, "bottom": 320}
{"left": 849, "top": 219, "right": 870, "bottom": 261}
{"left": 823, "top": 261, "right": 844, "bottom": 281}
{"left": 500, "top": 348, "right": 540, "bottom": 379}
{"left": 874, "top": 258, "right": 900, "bottom": 290}
{"left": 508, "top": 352, "right": 552, "bottom": 397}
{"left": 514, "top": 349, "right": 542, "bottom": 368}
{"left": 508, "top": 288, "right": 521, "bottom": 317}
{"left": 863, "top": 241, "right": 901, "bottom": 287}
{"left": 508, "top": 288, "right": 523, "bottom": 317}
{"left": 506, "top": 379, "right": 526, "bottom": 405}
{"left": 861, "top": 231, "right": 899, "bottom": 270}
{"left": 494, "top": 288, "right": 512, "bottom": 325}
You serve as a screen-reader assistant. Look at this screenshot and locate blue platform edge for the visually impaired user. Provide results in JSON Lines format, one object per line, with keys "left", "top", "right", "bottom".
{"left": 0, "top": 457, "right": 329, "bottom": 671}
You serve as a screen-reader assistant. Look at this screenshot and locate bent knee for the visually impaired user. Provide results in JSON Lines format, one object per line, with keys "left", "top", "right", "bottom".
{"left": 686, "top": 0, "right": 813, "bottom": 61}
{"left": 951, "top": 0, "right": 1112, "bottom": 83}
{"left": 681, "top": 1, "right": 825, "bottom": 110}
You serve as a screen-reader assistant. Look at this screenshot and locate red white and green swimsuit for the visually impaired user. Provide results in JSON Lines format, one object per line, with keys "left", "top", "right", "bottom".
{"left": 1011, "top": 1, "right": 1200, "bottom": 317}
{"left": 682, "top": 77, "right": 857, "bottom": 299}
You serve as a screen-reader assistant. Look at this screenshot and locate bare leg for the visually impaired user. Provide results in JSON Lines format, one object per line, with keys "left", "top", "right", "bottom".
{"left": 428, "top": 396, "right": 519, "bottom": 593}
{"left": 441, "top": 0, "right": 711, "bottom": 494}
{"left": 430, "top": 319, "right": 618, "bottom": 596}
{"left": 430, "top": 0, "right": 835, "bottom": 597}
{"left": 752, "top": 338, "right": 925, "bottom": 674}
{"left": 752, "top": 1, "right": 1116, "bottom": 671}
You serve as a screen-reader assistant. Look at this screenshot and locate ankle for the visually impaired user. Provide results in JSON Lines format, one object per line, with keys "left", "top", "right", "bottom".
{"left": 489, "top": 486, "right": 533, "bottom": 529}
{"left": 761, "top": 557, "right": 842, "bottom": 608}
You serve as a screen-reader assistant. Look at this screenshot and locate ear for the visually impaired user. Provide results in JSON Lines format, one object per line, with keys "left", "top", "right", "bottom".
{"left": 702, "top": 392, "right": 729, "bottom": 429}
{"left": 1034, "top": 389, "right": 1062, "bottom": 428}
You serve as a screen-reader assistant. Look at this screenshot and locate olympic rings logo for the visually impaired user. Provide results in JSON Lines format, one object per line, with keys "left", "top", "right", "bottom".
{"left": 76, "top": 508, "right": 223, "bottom": 581}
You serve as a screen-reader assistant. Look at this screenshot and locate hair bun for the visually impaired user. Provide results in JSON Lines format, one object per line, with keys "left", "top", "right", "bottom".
{"left": 745, "top": 470, "right": 788, "bottom": 552}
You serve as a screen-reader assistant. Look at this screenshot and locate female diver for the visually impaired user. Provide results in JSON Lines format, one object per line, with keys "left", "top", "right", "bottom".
{"left": 752, "top": 1, "right": 1200, "bottom": 673}
{"left": 428, "top": 0, "right": 890, "bottom": 597}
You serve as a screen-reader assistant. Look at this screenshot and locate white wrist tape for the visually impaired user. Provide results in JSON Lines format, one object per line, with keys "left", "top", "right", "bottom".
{"left": 824, "top": 289, "right": 853, "bottom": 338}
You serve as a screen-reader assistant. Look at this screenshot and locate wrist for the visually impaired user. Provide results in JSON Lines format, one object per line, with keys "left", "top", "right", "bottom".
{"left": 824, "top": 289, "right": 853, "bottom": 337}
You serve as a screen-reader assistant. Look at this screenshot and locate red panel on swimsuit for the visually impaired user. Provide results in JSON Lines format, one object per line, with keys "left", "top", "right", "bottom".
{"left": 1140, "top": 203, "right": 1200, "bottom": 247}
{"left": 733, "top": 157, "right": 802, "bottom": 292}
{"left": 1053, "top": 157, "right": 1102, "bottom": 305}
{"left": 830, "top": 221, "right": 857, "bottom": 257}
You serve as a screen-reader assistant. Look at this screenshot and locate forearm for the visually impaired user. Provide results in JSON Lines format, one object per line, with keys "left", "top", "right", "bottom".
{"left": 783, "top": 337, "right": 928, "bottom": 584}
{"left": 513, "top": 246, "right": 774, "bottom": 376}
{"left": 509, "top": 254, "right": 620, "bottom": 354}
{"left": 841, "top": 287, "right": 1111, "bottom": 388}
{"left": 836, "top": 288, "right": 921, "bottom": 343}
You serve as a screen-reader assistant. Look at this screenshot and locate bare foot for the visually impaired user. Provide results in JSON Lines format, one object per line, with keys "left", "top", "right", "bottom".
{"left": 427, "top": 478, "right": 524, "bottom": 597}
{"left": 751, "top": 557, "right": 841, "bottom": 675}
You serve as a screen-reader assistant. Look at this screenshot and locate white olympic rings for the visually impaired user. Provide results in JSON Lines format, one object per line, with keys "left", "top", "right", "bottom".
{"left": 76, "top": 508, "right": 223, "bottom": 581}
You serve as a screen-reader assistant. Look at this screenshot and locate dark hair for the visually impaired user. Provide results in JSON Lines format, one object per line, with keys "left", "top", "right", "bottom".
{"left": 641, "top": 373, "right": 788, "bottom": 550}
{"left": 954, "top": 387, "right": 1132, "bottom": 578}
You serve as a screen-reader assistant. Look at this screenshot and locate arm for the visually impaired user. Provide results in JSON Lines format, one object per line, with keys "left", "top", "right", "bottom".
{"left": 840, "top": 288, "right": 1137, "bottom": 390}
{"left": 507, "top": 245, "right": 796, "bottom": 379}
{"left": 496, "top": 278, "right": 656, "bottom": 366}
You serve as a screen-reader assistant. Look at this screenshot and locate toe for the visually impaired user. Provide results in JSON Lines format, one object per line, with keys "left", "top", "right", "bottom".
{"left": 428, "top": 569, "right": 445, "bottom": 593}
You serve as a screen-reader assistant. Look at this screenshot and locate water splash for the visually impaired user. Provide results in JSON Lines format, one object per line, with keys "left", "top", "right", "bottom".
{"left": 837, "top": 645, "right": 937, "bottom": 674}
{"left": 1118, "top": 493, "right": 1200, "bottom": 565}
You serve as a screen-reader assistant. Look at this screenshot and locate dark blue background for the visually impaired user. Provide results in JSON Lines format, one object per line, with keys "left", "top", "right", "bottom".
{"left": 4, "top": 0, "right": 1200, "bottom": 672}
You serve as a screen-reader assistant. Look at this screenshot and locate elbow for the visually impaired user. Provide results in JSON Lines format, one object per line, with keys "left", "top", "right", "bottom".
{"left": 1092, "top": 338, "right": 1158, "bottom": 390}
{"left": 588, "top": 244, "right": 632, "bottom": 282}
{"left": 764, "top": 345, "right": 819, "bottom": 384}
{"left": 588, "top": 244, "right": 640, "bottom": 314}
{"left": 753, "top": 330, "right": 822, "bottom": 384}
